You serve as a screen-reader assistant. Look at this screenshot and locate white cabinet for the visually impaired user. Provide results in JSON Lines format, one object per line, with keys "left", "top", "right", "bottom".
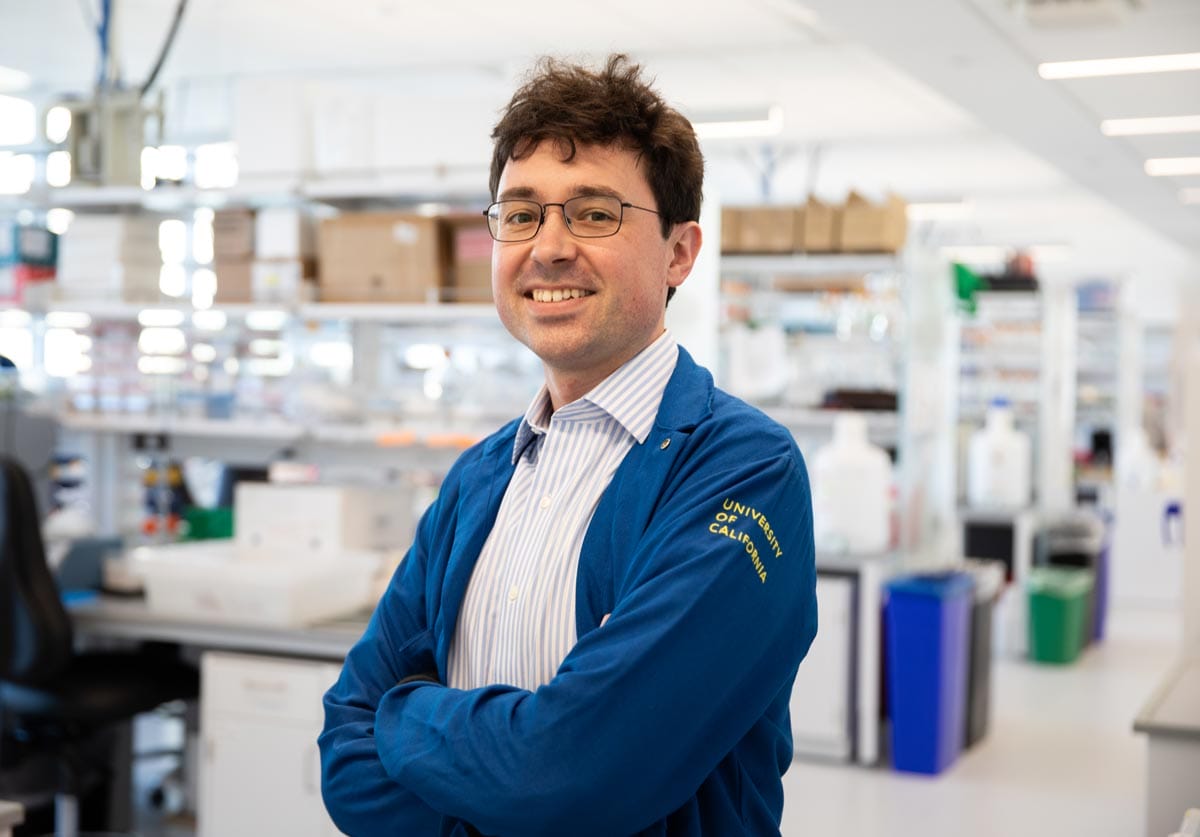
{"left": 199, "top": 652, "right": 344, "bottom": 837}
{"left": 790, "top": 574, "right": 855, "bottom": 761}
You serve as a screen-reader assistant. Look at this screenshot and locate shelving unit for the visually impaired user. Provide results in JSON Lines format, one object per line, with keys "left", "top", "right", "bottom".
{"left": 717, "top": 251, "right": 904, "bottom": 447}
{"left": 958, "top": 291, "right": 1042, "bottom": 427}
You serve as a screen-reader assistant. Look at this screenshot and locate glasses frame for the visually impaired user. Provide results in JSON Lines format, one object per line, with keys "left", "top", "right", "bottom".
{"left": 482, "top": 195, "right": 661, "bottom": 242}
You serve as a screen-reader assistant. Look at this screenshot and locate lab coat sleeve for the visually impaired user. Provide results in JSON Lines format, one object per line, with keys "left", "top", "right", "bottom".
{"left": 374, "top": 439, "right": 817, "bottom": 836}
{"left": 318, "top": 483, "right": 452, "bottom": 835}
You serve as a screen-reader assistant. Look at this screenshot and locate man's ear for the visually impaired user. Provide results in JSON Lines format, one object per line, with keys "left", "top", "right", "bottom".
{"left": 666, "top": 221, "right": 703, "bottom": 290}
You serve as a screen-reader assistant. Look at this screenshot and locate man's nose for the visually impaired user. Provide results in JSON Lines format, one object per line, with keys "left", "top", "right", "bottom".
{"left": 530, "top": 205, "right": 577, "bottom": 264}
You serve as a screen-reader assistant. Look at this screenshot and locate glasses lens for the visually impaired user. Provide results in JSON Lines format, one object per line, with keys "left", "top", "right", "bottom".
{"left": 563, "top": 195, "right": 623, "bottom": 237}
{"left": 488, "top": 200, "right": 542, "bottom": 241}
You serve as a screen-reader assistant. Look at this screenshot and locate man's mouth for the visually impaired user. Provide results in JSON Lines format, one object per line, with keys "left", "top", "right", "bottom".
{"left": 529, "top": 288, "right": 594, "bottom": 303}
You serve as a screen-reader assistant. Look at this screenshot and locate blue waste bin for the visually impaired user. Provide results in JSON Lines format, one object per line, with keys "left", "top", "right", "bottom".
{"left": 885, "top": 571, "right": 974, "bottom": 775}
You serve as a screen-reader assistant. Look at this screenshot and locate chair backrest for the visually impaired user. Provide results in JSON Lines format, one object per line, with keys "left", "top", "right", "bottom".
{"left": 0, "top": 454, "right": 73, "bottom": 684}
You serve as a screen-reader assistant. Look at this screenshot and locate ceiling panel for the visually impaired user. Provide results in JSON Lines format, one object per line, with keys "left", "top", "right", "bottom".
{"left": 0, "top": 0, "right": 1196, "bottom": 279}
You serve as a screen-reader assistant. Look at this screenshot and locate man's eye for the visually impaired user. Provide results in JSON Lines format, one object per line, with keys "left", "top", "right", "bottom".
{"left": 505, "top": 210, "right": 537, "bottom": 225}
{"left": 576, "top": 206, "right": 618, "bottom": 223}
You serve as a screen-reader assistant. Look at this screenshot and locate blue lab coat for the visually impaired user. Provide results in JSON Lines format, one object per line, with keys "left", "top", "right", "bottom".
{"left": 319, "top": 347, "right": 817, "bottom": 836}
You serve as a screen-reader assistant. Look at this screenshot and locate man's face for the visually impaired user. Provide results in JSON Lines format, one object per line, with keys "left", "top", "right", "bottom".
{"left": 492, "top": 141, "right": 699, "bottom": 407}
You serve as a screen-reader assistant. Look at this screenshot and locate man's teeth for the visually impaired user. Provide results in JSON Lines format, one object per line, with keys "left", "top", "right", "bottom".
{"left": 532, "top": 288, "right": 591, "bottom": 302}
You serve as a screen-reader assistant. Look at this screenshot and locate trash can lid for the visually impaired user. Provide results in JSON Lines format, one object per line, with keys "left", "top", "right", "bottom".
{"left": 886, "top": 571, "right": 975, "bottom": 599}
{"left": 1027, "top": 566, "right": 1094, "bottom": 596}
{"left": 961, "top": 558, "right": 1006, "bottom": 600}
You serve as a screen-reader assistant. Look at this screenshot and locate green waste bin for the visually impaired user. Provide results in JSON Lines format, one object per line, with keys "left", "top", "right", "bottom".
{"left": 1027, "top": 567, "right": 1094, "bottom": 664}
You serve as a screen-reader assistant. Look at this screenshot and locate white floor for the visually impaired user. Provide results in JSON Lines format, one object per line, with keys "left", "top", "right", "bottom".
{"left": 780, "top": 605, "right": 1183, "bottom": 837}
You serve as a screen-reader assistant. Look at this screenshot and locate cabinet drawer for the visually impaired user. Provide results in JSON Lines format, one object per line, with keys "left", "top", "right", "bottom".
{"left": 202, "top": 651, "right": 339, "bottom": 724}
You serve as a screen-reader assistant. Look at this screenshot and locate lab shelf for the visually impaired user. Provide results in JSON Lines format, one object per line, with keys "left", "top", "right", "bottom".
{"left": 720, "top": 253, "right": 901, "bottom": 281}
{"left": 58, "top": 412, "right": 306, "bottom": 442}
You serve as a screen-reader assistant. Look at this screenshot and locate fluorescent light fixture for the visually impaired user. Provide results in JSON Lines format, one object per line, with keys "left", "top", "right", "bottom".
{"left": 138, "top": 356, "right": 188, "bottom": 375}
{"left": 138, "top": 309, "right": 186, "bottom": 328}
{"left": 45, "top": 312, "right": 92, "bottom": 330}
{"left": 693, "top": 106, "right": 783, "bottom": 140}
{"left": 1101, "top": 115, "right": 1200, "bottom": 136}
{"left": 192, "top": 310, "right": 228, "bottom": 331}
{"left": 0, "top": 96, "right": 35, "bottom": 145}
{"left": 1145, "top": 157, "right": 1200, "bottom": 176}
{"left": 0, "top": 310, "right": 32, "bottom": 328}
{"left": 0, "top": 66, "right": 31, "bottom": 92}
{"left": 45, "top": 208, "right": 75, "bottom": 236}
{"left": 245, "top": 310, "right": 289, "bottom": 332}
{"left": 45, "top": 106, "right": 71, "bottom": 143}
{"left": 1039, "top": 52, "right": 1200, "bottom": 79}
{"left": 191, "top": 343, "right": 217, "bottom": 363}
{"left": 1182, "top": 188, "right": 1200, "bottom": 205}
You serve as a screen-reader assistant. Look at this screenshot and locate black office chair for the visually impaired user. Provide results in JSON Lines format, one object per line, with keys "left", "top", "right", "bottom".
{"left": 0, "top": 455, "right": 199, "bottom": 837}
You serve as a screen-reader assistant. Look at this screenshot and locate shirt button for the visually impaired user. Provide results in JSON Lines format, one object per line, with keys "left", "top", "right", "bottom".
{"left": 508, "top": 585, "right": 519, "bottom": 601}
{"left": 539, "top": 495, "right": 551, "bottom": 509}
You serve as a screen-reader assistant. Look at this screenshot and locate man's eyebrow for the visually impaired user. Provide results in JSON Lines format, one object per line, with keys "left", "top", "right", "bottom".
{"left": 496, "top": 185, "right": 625, "bottom": 201}
{"left": 498, "top": 186, "right": 537, "bottom": 201}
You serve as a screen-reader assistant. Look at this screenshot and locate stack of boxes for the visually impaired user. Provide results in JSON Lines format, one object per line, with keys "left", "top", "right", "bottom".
{"left": 253, "top": 207, "right": 316, "bottom": 304}
{"left": 316, "top": 211, "right": 492, "bottom": 304}
{"left": 212, "top": 209, "right": 256, "bottom": 303}
{"left": 56, "top": 215, "right": 162, "bottom": 303}
{"left": 438, "top": 214, "right": 492, "bottom": 303}
{"left": 721, "top": 192, "right": 907, "bottom": 255}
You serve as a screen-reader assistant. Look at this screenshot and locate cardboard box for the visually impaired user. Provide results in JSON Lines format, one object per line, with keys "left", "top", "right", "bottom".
{"left": 799, "top": 197, "right": 838, "bottom": 253}
{"left": 255, "top": 207, "right": 314, "bottom": 260}
{"left": 213, "top": 209, "right": 256, "bottom": 259}
{"left": 732, "top": 206, "right": 800, "bottom": 253}
{"left": 214, "top": 258, "right": 254, "bottom": 303}
{"left": 837, "top": 192, "right": 908, "bottom": 253}
{"left": 317, "top": 212, "right": 441, "bottom": 303}
{"left": 251, "top": 258, "right": 315, "bottom": 304}
{"left": 719, "top": 207, "right": 742, "bottom": 253}
{"left": 439, "top": 215, "right": 493, "bottom": 303}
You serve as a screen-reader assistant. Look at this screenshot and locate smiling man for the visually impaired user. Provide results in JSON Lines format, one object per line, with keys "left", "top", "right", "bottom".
{"left": 319, "top": 54, "right": 817, "bottom": 837}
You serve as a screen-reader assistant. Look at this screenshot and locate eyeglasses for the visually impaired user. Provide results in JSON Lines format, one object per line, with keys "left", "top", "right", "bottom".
{"left": 482, "top": 194, "right": 661, "bottom": 242}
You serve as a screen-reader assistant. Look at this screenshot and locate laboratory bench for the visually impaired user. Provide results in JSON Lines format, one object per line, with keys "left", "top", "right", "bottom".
{"left": 69, "top": 595, "right": 370, "bottom": 661}
{"left": 1134, "top": 656, "right": 1200, "bottom": 837}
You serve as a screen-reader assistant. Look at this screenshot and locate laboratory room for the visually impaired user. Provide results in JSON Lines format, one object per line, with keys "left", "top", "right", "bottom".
{"left": 1, "top": 0, "right": 1198, "bottom": 835}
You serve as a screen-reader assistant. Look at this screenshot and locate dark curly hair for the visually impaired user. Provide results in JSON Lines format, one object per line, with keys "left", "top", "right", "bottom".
{"left": 489, "top": 54, "right": 704, "bottom": 242}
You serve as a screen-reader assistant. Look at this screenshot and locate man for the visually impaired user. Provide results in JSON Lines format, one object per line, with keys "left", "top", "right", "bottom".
{"left": 319, "top": 54, "right": 817, "bottom": 836}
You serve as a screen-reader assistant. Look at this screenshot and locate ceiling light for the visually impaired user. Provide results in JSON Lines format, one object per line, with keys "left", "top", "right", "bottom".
{"left": 1101, "top": 115, "right": 1200, "bottom": 136}
{"left": 1038, "top": 52, "right": 1200, "bottom": 79}
{"left": 1145, "top": 157, "right": 1200, "bottom": 176}
{"left": 906, "top": 201, "right": 973, "bottom": 221}
{"left": 693, "top": 106, "right": 783, "bottom": 140}
{"left": 1181, "top": 188, "right": 1200, "bottom": 205}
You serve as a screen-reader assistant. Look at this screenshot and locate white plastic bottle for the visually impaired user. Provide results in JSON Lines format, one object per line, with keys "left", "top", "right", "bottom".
{"left": 967, "top": 399, "right": 1032, "bottom": 509}
{"left": 1115, "top": 424, "right": 1159, "bottom": 492}
{"left": 812, "top": 413, "right": 893, "bottom": 553}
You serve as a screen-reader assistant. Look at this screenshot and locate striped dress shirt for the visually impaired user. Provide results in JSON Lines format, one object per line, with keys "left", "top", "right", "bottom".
{"left": 446, "top": 331, "right": 679, "bottom": 691}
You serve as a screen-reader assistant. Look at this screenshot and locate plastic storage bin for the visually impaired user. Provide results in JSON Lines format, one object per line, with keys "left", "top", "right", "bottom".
{"left": 884, "top": 571, "right": 974, "bottom": 774}
{"left": 1027, "top": 567, "right": 1094, "bottom": 664}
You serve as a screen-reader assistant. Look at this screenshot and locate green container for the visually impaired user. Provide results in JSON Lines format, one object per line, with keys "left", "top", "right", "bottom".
{"left": 182, "top": 506, "right": 234, "bottom": 541}
{"left": 1027, "top": 567, "right": 1094, "bottom": 664}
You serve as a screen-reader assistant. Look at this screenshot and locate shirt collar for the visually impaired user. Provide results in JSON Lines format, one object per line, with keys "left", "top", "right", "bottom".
{"left": 510, "top": 331, "right": 678, "bottom": 464}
